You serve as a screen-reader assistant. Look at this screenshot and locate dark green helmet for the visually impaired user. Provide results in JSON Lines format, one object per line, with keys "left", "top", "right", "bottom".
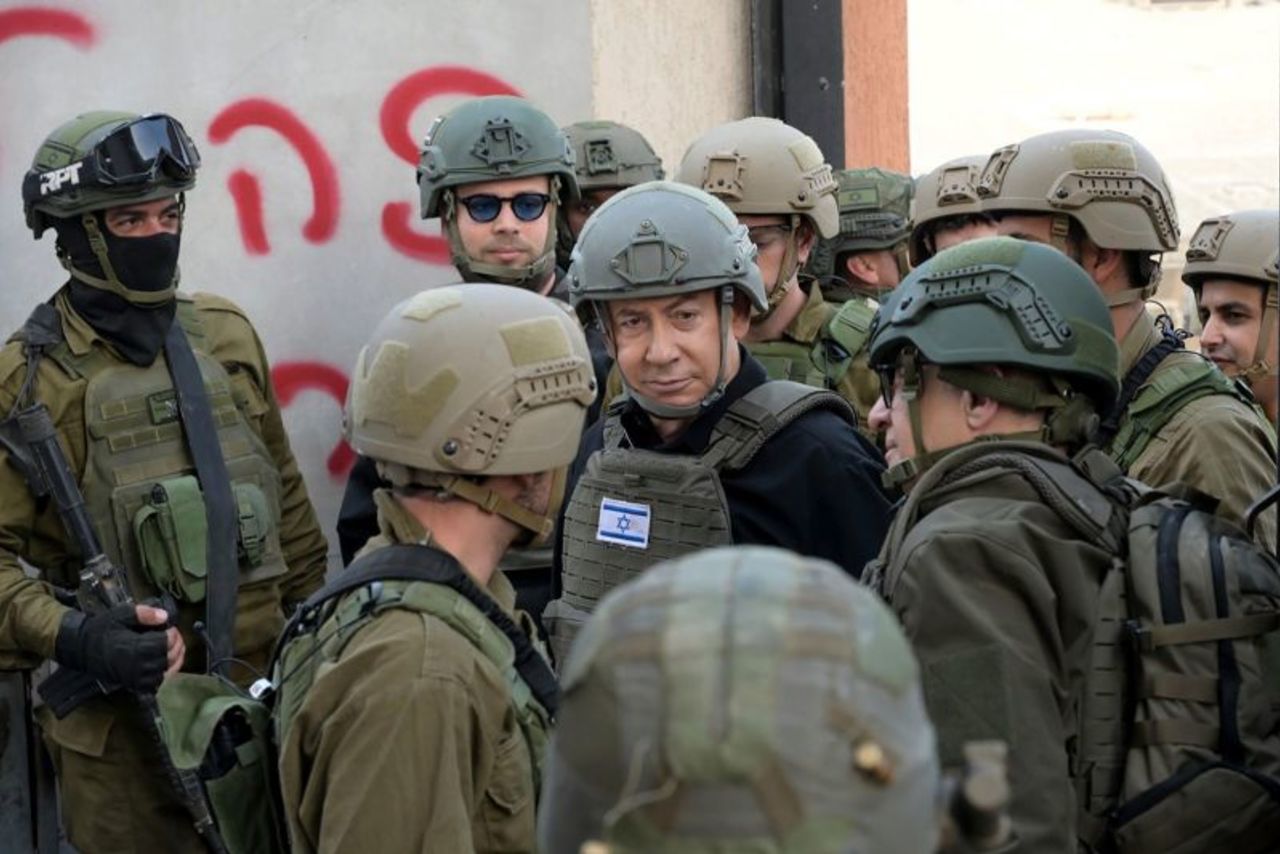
{"left": 539, "top": 545, "right": 941, "bottom": 854}
{"left": 23, "top": 111, "right": 200, "bottom": 238}
{"left": 807, "top": 167, "right": 914, "bottom": 281}
{"left": 563, "top": 120, "right": 664, "bottom": 191}
{"left": 417, "top": 96, "right": 579, "bottom": 286}
{"left": 869, "top": 236, "right": 1119, "bottom": 413}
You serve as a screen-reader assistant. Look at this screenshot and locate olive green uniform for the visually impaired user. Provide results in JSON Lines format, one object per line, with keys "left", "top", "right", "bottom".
{"left": 865, "top": 441, "right": 1111, "bottom": 853}
{"left": 748, "top": 280, "right": 881, "bottom": 430}
{"left": 0, "top": 289, "right": 327, "bottom": 853}
{"left": 1116, "top": 317, "right": 1277, "bottom": 550}
{"left": 277, "top": 491, "right": 545, "bottom": 854}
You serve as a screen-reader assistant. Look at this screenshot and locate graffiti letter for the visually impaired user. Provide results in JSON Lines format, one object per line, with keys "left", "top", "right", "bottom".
{"left": 0, "top": 7, "right": 95, "bottom": 49}
{"left": 271, "top": 361, "right": 355, "bottom": 479}
{"left": 378, "top": 66, "right": 520, "bottom": 265}
{"left": 208, "top": 99, "right": 340, "bottom": 253}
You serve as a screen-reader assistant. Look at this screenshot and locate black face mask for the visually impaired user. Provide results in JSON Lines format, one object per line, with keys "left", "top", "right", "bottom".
{"left": 52, "top": 215, "right": 180, "bottom": 366}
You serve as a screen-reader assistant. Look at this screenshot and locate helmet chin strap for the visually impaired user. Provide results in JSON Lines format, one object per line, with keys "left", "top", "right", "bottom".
{"left": 1238, "top": 284, "right": 1279, "bottom": 384}
{"left": 443, "top": 183, "right": 561, "bottom": 290}
{"left": 61, "top": 211, "right": 179, "bottom": 305}
{"left": 753, "top": 215, "right": 802, "bottom": 324}
{"left": 597, "top": 285, "right": 737, "bottom": 421}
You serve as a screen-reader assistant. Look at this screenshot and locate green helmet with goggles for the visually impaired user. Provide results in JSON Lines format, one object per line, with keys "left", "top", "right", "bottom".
{"left": 417, "top": 96, "right": 579, "bottom": 287}
{"left": 22, "top": 111, "right": 200, "bottom": 304}
{"left": 867, "top": 236, "right": 1119, "bottom": 487}
{"left": 567, "top": 181, "right": 765, "bottom": 419}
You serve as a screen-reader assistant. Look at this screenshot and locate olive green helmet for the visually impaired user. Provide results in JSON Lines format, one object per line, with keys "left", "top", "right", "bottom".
{"left": 806, "top": 167, "right": 913, "bottom": 286}
{"left": 564, "top": 120, "right": 664, "bottom": 192}
{"left": 23, "top": 110, "right": 200, "bottom": 237}
{"left": 567, "top": 181, "right": 765, "bottom": 419}
{"left": 868, "top": 237, "right": 1119, "bottom": 486}
{"left": 538, "top": 545, "right": 941, "bottom": 854}
{"left": 1183, "top": 209, "right": 1280, "bottom": 382}
{"left": 345, "top": 283, "right": 597, "bottom": 541}
{"left": 909, "top": 154, "right": 989, "bottom": 267}
{"left": 557, "top": 120, "right": 665, "bottom": 267}
{"left": 417, "top": 96, "right": 579, "bottom": 286}
{"left": 676, "top": 118, "right": 839, "bottom": 317}
{"left": 22, "top": 110, "right": 200, "bottom": 304}
{"left": 976, "top": 129, "right": 1179, "bottom": 302}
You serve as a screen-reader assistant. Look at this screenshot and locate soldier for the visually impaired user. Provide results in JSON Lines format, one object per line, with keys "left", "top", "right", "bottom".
{"left": 558, "top": 119, "right": 664, "bottom": 268}
{"left": 538, "top": 545, "right": 945, "bottom": 854}
{"left": 543, "top": 181, "right": 892, "bottom": 662}
{"left": 1183, "top": 209, "right": 1279, "bottom": 428}
{"left": 674, "top": 118, "right": 878, "bottom": 426}
{"left": 274, "top": 284, "right": 594, "bottom": 852}
{"left": 978, "top": 129, "right": 1276, "bottom": 548}
{"left": 808, "top": 166, "right": 914, "bottom": 302}
{"left": 863, "top": 236, "right": 1122, "bottom": 850}
{"left": 0, "top": 111, "right": 328, "bottom": 852}
{"left": 337, "top": 96, "right": 604, "bottom": 625}
{"left": 908, "top": 154, "right": 997, "bottom": 267}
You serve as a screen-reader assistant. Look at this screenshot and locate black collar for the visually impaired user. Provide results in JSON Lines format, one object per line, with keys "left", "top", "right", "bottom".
{"left": 619, "top": 347, "right": 767, "bottom": 453}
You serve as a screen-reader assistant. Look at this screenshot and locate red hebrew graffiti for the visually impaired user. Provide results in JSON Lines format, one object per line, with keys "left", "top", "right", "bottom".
{"left": 0, "top": 7, "right": 95, "bottom": 48}
{"left": 208, "top": 99, "right": 340, "bottom": 253}
{"left": 226, "top": 170, "right": 269, "bottom": 255}
{"left": 271, "top": 361, "right": 355, "bottom": 478}
{"left": 378, "top": 66, "right": 521, "bottom": 264}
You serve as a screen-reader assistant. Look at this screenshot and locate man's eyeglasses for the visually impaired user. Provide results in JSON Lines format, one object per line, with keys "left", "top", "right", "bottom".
{"left": 746, "top": 223, "right": 794, "bottom": 249}
{"left": 457, "top": 192, "right": 551, "bottom": 223}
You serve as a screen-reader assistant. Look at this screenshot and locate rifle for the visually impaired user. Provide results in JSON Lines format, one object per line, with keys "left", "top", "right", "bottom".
{"left": 18, "top": 404, "right": 229, "bottom": 854}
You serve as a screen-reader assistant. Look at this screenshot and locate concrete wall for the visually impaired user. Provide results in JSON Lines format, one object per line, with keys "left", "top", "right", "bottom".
{"left": 588, "top": 0, "right": 753, "bottom": 175}
{"left": 0, "top": 0, "right": 756, "bottom": 566}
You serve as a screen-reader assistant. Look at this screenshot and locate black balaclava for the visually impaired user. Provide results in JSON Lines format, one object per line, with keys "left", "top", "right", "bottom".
{"left": 52, "top": 213, "right": 180, "bottom": 366}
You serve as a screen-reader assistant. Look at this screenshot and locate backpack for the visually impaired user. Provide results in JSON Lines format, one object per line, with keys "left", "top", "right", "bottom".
{"left": 972, "top": 446, "right": 1280, "bottom": 853}
{"left": 156, "top": 543, "right": 558, "bottom": 854}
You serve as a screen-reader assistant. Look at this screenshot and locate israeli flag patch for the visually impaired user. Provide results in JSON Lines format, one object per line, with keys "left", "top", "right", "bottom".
{"left": 596, "top": 497, "right": 651, "bottom": 549}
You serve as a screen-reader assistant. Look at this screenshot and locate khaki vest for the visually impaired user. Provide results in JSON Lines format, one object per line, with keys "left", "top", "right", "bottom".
{"left": 45, "top": 297, "right": 287, "bottom": 604}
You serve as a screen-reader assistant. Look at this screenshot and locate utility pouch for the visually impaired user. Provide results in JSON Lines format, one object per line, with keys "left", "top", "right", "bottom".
{"left": 234, "top": 483, "right": 271, "bottom": 569}
{"left": 134, "top": 475, "right": 208, "bottom": 603}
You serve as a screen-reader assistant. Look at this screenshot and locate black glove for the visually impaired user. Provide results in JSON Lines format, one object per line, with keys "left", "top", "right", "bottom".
{"left": 53, "top": 604, "right": 169, "bottom": 692}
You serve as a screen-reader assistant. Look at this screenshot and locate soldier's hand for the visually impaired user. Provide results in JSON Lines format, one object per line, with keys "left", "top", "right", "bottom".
{"left": 54, "top": 603, "right": 171, "bottom": 692}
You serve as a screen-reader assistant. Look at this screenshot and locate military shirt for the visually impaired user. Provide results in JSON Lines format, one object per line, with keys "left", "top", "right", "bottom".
{"left": 553, "top": 349, "right": 893, "bottom": 588}
{"left": 865, "top": 441, "right": 1113, "bottom": 853}
{"left": 278, "top": 491, "right": 540, "bottom": 854}
{"left": 1117, "top": 317, "right": 1277, "bottom": 550}
{"left": 0, "top": 290, "right": 328, "bottom": 670}
{"left": 749, "top": 281, "right": 882, "bottom": 435}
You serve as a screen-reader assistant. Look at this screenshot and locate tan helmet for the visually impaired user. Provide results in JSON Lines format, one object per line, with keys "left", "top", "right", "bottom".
{"left": 976, "top": 129, "right": 1179, "bottom": 302}
{"left": 538, "top": 545, "right": 941, "bottom": 854}
{"left": 345, "top": 284, "right": 598, "bottom": 540}
{"left": 909, "top": 154, "right": 988, "bottom": 267}
{"left": 675, "top": 117, "right": 839, "bottom": 317}
{"left": 1182, "top": 209, "right": 1280, "bottom": 382}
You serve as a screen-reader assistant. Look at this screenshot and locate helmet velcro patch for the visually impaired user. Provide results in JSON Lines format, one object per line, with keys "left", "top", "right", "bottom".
{"left": 501, "top": 317, "right": 572, "bottom": 366}
{"left": 1069, "top": 141, "right": 1138, "bottom": 172}
{"left": 400, "top": 287, "right": 463, "bottom": 322}
{"left": 926, "top": 236, "right": 1024, "bottom": 275}
{"left": 355, "top": 342, "right": 458, "bottom": 438}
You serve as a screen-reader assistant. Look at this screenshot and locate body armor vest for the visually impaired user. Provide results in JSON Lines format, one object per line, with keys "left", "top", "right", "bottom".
{"left": 748, "top": 296, "right": 877, "bottom": 391}
{"left": 44, "top": 296, "right": 287, "bottom": 604}
{"left": 547, "top": 381, "right": 856, "bottom": 664}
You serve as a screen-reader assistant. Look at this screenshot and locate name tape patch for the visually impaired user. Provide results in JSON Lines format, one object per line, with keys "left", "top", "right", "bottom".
{"left": 596, "top": 497, "right": 651, "bottom": 549}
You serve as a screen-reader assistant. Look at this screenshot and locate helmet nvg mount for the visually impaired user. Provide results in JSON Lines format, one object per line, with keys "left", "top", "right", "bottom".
{"left": 567, "top": 181, "right": 765, "bottom": 419}
{"left": 346, "top": 283, "right": 597, "bottom": 542}
{"left": 909, "top": 154, "right": 988, "bottom": 267}
{"left": 417, "top": 96, "right": 579, "bottom": 288}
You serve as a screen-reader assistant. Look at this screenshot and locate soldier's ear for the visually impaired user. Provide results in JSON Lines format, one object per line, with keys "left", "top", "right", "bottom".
{"left": 844, "top": 252, "right": 878, "bottom": 285}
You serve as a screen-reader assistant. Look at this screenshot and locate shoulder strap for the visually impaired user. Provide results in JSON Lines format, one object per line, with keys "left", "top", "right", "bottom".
{"left": 283, "top": 544, "right": 559, "bottom": 715}
{"left": 1096, "top": 325, "right": 1184, "bottom": 448}
{"left": 703, "top": 380, "right": 857, "bottom": 471}
{"left": 9, "top": 303, "right": 63, "bottom": 416}
{"left": 163, "top": 319, "right": 239, "bottom": 679}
